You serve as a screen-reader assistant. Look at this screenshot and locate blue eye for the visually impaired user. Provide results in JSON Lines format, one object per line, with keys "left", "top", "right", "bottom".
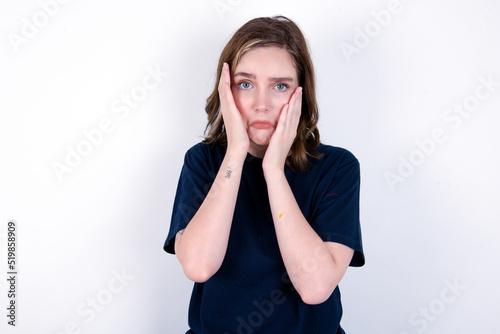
{"left": 275, "top": 83, "right": 288, "bottom": 91}
{"left": 238, "top": 81, "right": 252, "bottom": 89}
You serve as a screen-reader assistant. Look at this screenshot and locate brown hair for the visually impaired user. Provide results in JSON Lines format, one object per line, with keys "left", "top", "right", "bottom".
{"left": 204, "top": 15, "right": 322, "bottom": 172}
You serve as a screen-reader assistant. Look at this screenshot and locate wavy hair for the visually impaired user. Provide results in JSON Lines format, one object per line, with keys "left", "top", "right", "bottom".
{"left": 204, "top": 15, "right": 322, "bottom": 172}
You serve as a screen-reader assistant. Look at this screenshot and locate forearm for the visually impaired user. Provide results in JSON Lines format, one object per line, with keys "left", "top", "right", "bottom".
{"left": 265, "top": 170, "right": 348, "bottom": 304}
{"left": 175, "top": 149, "right": 246, "bottom": 282}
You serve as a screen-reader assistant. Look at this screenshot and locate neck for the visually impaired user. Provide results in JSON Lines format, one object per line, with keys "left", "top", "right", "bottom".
{"left": 248, "top": 142, "right": 267, "bottom": 159}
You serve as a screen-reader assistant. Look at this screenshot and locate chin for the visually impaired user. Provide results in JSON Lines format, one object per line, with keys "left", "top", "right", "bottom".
{"left": 249, "top": 130, "right": 273, "bottom": 146}
{"left": 250, "top": 139, "right": 270, "bottom": 147}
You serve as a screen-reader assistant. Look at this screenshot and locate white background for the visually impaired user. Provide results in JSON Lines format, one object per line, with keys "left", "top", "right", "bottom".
{"left": 1, "top": 0, "right": 499, "bottom": 333}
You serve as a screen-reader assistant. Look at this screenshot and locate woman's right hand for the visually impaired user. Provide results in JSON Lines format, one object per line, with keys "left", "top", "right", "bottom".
{"left": 218, "top": 62, "right": 250, "bottom": 155}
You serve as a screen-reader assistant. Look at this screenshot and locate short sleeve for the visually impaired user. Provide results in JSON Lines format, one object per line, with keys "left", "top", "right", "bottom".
{"left": 163, "top": 145, "right": 215, "bottom": 254}
{"left": 310, "top": 153, "right": 364, "bottom": 267}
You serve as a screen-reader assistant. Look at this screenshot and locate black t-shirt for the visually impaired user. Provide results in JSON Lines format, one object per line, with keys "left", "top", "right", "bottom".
{"left": 164, "top": 142, "right": 364, "bottom": 334}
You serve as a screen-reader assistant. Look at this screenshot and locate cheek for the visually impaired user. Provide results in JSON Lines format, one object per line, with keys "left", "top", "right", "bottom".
{"left": 231, "top": 89, "right": 251, "bottom": 119}
{"left": 276, "top": 94, "right": 291, "bottom": 108}
{"left": 272, "top": 93, "right": 293, "bottom": 115}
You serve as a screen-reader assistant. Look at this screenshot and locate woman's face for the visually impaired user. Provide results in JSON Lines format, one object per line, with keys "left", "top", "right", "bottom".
{"left": 231, "top": 46, "right": 299, "bottom": 157}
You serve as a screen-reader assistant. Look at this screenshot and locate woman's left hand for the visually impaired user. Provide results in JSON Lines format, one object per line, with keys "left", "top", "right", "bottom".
{"left": 262, "top": 86, "right": 303, "bottom": 177}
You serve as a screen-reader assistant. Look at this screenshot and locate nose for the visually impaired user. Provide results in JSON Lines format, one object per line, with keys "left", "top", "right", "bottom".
{"left": 254, "top": 87, "right": 270, "bottom": 112}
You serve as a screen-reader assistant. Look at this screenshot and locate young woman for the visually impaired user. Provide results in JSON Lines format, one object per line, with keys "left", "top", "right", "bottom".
{"left": 164, "top": 15, "right": 364, "bottom": 334}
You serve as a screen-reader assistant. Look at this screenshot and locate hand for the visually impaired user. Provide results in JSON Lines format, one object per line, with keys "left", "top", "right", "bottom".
{"left": 218, "top": 63, "right": 250, "bottom": 155}
{"left": 262, "top": 86, "right": 303, "bottom": 176}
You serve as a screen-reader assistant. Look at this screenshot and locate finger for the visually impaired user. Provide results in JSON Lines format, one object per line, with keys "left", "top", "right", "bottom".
{"left": 219, "top": 64, "right": 235, "bottom": 110}
{"left": 219, "top": 63, "right": 232, "bottom": 96}
{"left": 286, "top": 87, "right": 302, "bottom": 127}
{"left": 223, "top": 64, "right": 236, "bottom": 102}
{"left": 225, "top": 62, "right": 231, "bottom": 88}
{"left": 289, "top": 86, "right": 302, "bottom": 111}
{"left": 275, "top": 103, "right": 289, "bottom": 132}
{"left": 293, "top": 87, "right": 303, "bottom": 119}
{"left": 218, "top": 63, "right": 227, "bottom": 92}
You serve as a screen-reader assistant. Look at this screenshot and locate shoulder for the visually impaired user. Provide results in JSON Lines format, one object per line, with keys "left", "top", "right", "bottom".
{"left": 313, "top": 143, "right": 359, "bottom": 170}
{"left": 299, "top": 143, "right": 360, "bottom": 187}
{"left": 303, "top": 144, "right": 361, "bottom": 201}
{"left": 183, "top": 141, "right": 226, "bottom": 169}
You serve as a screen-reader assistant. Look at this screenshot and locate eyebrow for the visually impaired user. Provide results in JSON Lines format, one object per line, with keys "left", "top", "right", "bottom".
{"left": 233, "top": 71, "right": 295, "bottom": 83}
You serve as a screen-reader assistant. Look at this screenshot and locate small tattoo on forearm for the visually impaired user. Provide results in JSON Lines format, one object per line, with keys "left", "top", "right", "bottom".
{"left": 279, "top": 213, "right": 283, "bottom": 218}
{"left": 225, "top": 167, "right": 232, "bottom": 179}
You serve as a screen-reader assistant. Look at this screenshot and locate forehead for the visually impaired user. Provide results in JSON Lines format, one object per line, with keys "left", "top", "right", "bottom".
{"left": 234, "top": 46, "right": 297, "bottom": 80}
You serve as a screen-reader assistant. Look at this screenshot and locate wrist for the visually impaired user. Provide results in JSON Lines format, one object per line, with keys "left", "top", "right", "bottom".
{"left": 225, "top": 145, "right": 248, "bottom": 162}
{"left": 263, "top": 166, "right": 285, "bottom": 181}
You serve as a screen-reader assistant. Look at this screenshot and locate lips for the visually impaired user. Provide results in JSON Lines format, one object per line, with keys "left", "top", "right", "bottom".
{"left": 250, "top": 120, "right": 275, "bottom": 129}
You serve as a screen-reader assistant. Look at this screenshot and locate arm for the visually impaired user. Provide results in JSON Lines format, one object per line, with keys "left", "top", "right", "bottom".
{"left": 262, "top": 87, "right": 354, "bottom": 304}
{"left": 175, "top": 150, "right": 245, "bottom": 283}
{"left": 175, "top": 63, "right": 248, "bottom": 283}
{"left": 264, "top": 170, "right": 354, "bottom": 305}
